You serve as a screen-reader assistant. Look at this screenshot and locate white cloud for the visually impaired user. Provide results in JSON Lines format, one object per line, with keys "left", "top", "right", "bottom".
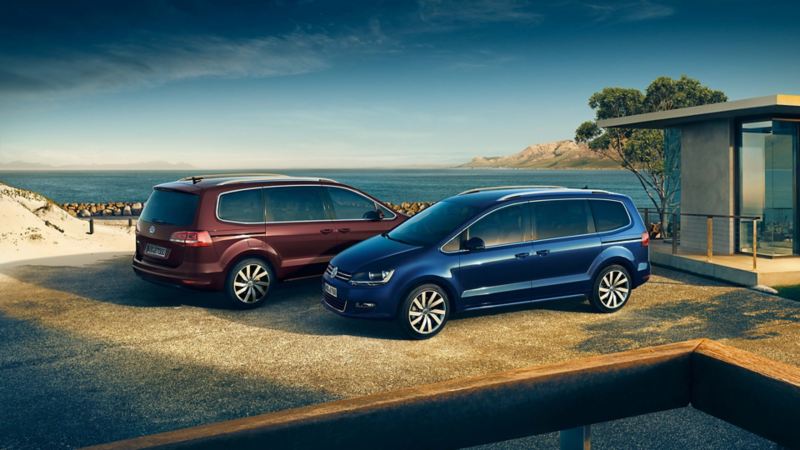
{"left": 0, "top": 32, "right": 345, "bottom": 95}
{"left": 584, "top": 1, "right": 674, "bottom": 23}
{"left": 417, "top": 0, "right": 542, "bottom": 30}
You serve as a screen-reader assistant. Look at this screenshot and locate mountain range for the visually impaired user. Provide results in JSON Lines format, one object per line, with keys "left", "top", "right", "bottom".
{"left": 460, "top": 140, "right": 620, "bottom": 169}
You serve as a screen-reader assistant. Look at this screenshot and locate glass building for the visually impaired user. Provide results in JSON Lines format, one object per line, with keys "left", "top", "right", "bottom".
{"left": 598, "top": 95, "right": 800, "bottom": 258}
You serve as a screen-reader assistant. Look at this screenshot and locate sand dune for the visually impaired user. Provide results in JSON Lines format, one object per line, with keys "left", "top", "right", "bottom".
{"left": 0, "top": 183, "right": 134, "bottom": 265}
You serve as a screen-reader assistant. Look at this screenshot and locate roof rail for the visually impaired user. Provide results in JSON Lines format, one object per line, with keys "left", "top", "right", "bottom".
{"left": 179, "top": 173, "right": 288, "bottom": 184}
{"left": 215, "top": 176, "right": 339, "bottom": 186}
{"left": 458, "top": 185, "right": 565, "bottom": 196}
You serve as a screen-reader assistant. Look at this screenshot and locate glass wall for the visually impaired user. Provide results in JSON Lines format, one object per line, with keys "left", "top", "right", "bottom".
{"left": 738, "top": 120, "right": 797, "bottom": 256}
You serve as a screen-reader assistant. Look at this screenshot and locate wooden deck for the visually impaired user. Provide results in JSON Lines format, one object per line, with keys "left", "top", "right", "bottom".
{"left": 650, "top": 241, "right": 800, "bottom": 286}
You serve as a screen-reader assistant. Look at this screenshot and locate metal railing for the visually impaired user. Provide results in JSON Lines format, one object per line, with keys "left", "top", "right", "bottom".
{"left": 85, "top": 339, "right": 800, "bottom": 450}
{"left": 637, "top": 209, "right": 761, "bottom": 270}
{"left": 678, "top": 213, "right": 761, "bottom": 270}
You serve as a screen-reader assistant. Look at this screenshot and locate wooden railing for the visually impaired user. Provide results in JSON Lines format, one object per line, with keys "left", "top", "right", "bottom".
{"left": 85, "top": 339, "right": 800, "bottom": 450}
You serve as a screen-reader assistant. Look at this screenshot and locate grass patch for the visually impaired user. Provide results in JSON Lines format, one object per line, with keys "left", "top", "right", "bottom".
{"left": 775, "top": 285, "right": 800, "bottom": 302}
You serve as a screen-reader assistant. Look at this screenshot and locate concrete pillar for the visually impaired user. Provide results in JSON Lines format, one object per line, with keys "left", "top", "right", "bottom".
{"left": 679, "top": 119, "right": 736, "bottom": 254}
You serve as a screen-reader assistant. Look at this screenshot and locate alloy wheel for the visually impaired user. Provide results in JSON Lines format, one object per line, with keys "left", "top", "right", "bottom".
{"left": 598, "top": 269, "right": 630, "bottom": 309}
{"left": 233, "top": 264, "right": 270, "bottom": 304}
{"left": 408, "top": 289, "right": 447, "bottom": 335}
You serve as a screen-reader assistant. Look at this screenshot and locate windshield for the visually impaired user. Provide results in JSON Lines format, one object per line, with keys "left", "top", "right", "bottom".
{"left": 140, "top": 189, "right": 199, "bottom": 226}
{"left": 387, "top": 201, "right": 479, "bottom": 247}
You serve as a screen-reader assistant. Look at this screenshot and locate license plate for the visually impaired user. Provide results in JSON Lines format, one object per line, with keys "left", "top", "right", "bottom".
{"left": 144, "top": 243, "right": 169, "bottom": 259}
{"left": 324, "top": 283, "right": 337, "bottom": 298}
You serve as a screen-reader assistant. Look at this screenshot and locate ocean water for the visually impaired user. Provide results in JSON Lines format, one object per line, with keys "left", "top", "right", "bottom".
{"left": 0, "top": 169, "right": 652, "bottom": 207}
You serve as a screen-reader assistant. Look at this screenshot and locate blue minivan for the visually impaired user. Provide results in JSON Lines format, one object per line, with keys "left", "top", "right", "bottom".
{"left": 322, "top": 186, "right": 650, "bottom": 339}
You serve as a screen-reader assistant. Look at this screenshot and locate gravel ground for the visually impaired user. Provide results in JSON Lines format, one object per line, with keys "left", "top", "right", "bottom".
{"left": 0, "top": 253, "right": 798, "bottom": 449}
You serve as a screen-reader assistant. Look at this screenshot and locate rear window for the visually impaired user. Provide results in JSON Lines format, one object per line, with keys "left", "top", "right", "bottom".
{"left": 589, "top": 200, "right": 630, "bottom": 232}
{"left": 218, "top": 189, "right": 264, "bottom": 223}
{"left": 140, "top": 189, "right": 199, "bottom": 226}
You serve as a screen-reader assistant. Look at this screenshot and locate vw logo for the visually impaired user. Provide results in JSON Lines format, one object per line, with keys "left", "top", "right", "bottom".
{"left": 148, "top": 225, "right": 156, "bottom": 234}
{"left": 330, "top": 266, "right": 338, "bottom": 277}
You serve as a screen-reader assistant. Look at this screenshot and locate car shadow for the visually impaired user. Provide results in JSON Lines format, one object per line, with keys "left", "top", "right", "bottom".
{"left": 0, "top": 254, "right": 404, "bottom": 339}
{"left": 3, "top": 254, "right": 797, "bottom": 344}
{"left": 0, "top": 253, "right": 222, "bottom": 309}
{"left": 573, "top": 290, "right": 800, "bottom": 354}
{"left": 0, "top": 253, "right": 595, "bottom": 340}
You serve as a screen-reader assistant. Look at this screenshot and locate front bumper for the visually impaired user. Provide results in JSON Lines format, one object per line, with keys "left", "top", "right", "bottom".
{"left": 320, "top": 274, "right": 399, "bottom": 320}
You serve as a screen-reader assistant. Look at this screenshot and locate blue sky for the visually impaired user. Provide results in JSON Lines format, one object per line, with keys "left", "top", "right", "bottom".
{"left": 1, "top": 0, "right": 799, "bottom": 168}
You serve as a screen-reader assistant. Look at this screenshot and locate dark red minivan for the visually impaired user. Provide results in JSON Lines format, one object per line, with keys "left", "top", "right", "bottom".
{"left": 132, "top": 174, "right": 406, "bottom": 308}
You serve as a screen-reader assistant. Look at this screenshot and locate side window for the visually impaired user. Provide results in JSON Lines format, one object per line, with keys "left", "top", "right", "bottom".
{"left": 264, "top": 186, "right": 329, "bottom": 222}
{"left": 327, "top": 187, "right": 377, "bottom": 220}
{"left": 442, "top": 230, "right": 465, "bottom": 252}
{"left": 218, "top": 189, "right": 264, "bottom": 223}
{"left": 466, "top": 204, "right": 527, "bottom": 247}
{"left": 532, "top": 200, "right": 593, "bottom": 240}
{"left": 378, "top": 204, "right": 397, "bottom": 219}
{"left": 589, "top": 200, "right": 631, "bottom": 232}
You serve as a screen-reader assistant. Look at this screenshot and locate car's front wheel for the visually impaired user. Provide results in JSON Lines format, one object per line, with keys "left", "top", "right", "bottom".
{"left": 399, "top": 284, "right": 450, "bottom": 339}
{"left": 225, "top": 258, "right": 274, "bottom": 309}
{"left": 590, "top": 264, "right": 632, "bottom": 313}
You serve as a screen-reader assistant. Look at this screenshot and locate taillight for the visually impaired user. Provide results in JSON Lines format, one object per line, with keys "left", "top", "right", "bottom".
{"left": 170, "top": 231, "right": 213, "bottom": 247}
{"left": 641, "top": 231, "right": 650, "bottom": 247}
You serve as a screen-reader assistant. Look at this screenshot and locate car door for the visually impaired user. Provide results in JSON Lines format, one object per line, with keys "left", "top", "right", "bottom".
{"left": 214, "top": 187, "right": 267, "bottom": 263}
{"left": 263, "top": 185, "right": 339, "bottom": 278}
{"left": 451, "top": 202, "right": 534, "bottom": 308}
{"left": 529, "top": 199, "right": 602, "bottom": 299}
{"left": 324, "top": 186, "right": 391, "bottom": 252}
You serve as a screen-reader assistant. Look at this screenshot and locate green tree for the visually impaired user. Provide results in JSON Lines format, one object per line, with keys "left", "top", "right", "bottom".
{"left": 576, "top": 75, "right": 727, "bottom": 229}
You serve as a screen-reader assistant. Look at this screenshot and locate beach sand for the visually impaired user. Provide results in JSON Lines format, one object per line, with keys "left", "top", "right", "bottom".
{"left": 0, "top": 183, "right": 134, "bottom": 266}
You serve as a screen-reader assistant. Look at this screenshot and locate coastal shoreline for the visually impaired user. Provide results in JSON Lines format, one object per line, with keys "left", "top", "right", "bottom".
{"left": 60, "top": 200, "right": 434, "bottom": 218}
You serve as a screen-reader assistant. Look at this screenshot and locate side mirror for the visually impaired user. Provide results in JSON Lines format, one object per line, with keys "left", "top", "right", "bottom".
{"left": 462, "top": 237, "right": 485, "bottom": 252}
{"left": 363, "top": 210, "right": 382, "bottom": 221}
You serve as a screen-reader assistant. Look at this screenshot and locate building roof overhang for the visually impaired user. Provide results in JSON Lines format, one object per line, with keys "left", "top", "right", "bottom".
{"left": 597, "top": 94, "right": 800, "bottom": 129}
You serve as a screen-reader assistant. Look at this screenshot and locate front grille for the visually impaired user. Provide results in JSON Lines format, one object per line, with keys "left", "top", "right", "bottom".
{"left": 324, "top": 293, "right": 347, "bottom": 312}
{"left": 325, "top": 264, "right": 353, "bottom": 282}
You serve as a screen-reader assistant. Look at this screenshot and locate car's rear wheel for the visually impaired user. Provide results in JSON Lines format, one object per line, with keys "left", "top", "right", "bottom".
{"left": 226, "top": 258, "right": 274, "bottom": 309}
{"left": 399, "top": 284, "right": 449, "bottom": 339}
{"left": 590, "top": 264, "right": 631, "bottom": 313}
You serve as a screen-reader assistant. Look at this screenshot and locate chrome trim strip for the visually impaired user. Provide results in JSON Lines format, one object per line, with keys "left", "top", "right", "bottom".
{"left": 323, "top": 295, "right": 347, "bottom": 313}
{"left": 462, "top": 293, "right": 586, "bottom": 312}
{"left": 461, "top": 280, "right": 532, "bottom": 298}
{"left": 439, "top": 197, "right": 633, "bottom": 254}
{"left": 215, "top": 184, "right": 398, "bottom": 225}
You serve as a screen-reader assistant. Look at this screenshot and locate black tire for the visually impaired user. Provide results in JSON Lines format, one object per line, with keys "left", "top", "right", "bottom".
{"left": 398, "top": 284, "right": 450, "bottom": 339}
{"left": 590, "top": 264, "right": 632, "bottom": 313}
{"left": 225, "top": 258, "right": 275, "bottom": 309}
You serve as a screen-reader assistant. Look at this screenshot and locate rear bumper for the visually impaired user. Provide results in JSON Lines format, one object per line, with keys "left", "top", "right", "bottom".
{"left": 633, "top": 261, "right": 651, "bottom": 287}
{"left": 132, "top": 256, "right": 225, "bottom": 291}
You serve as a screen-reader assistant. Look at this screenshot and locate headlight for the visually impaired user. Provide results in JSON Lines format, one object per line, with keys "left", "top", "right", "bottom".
{"left": 350, "top": 269, "right": 395, "bottom": 286}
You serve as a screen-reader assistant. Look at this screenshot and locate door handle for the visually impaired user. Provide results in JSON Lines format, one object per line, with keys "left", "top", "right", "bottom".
{"left": 536, "top": 249, "right": 550, "bottom": 256}
{"left": 338, "top": 228, "right": 351, "bottom": 233}
{"left": 515, "top": 252, "right": 530, "bottom": 259}
{"left": 320, "top": 228, "right": 334, "bottom": 234}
